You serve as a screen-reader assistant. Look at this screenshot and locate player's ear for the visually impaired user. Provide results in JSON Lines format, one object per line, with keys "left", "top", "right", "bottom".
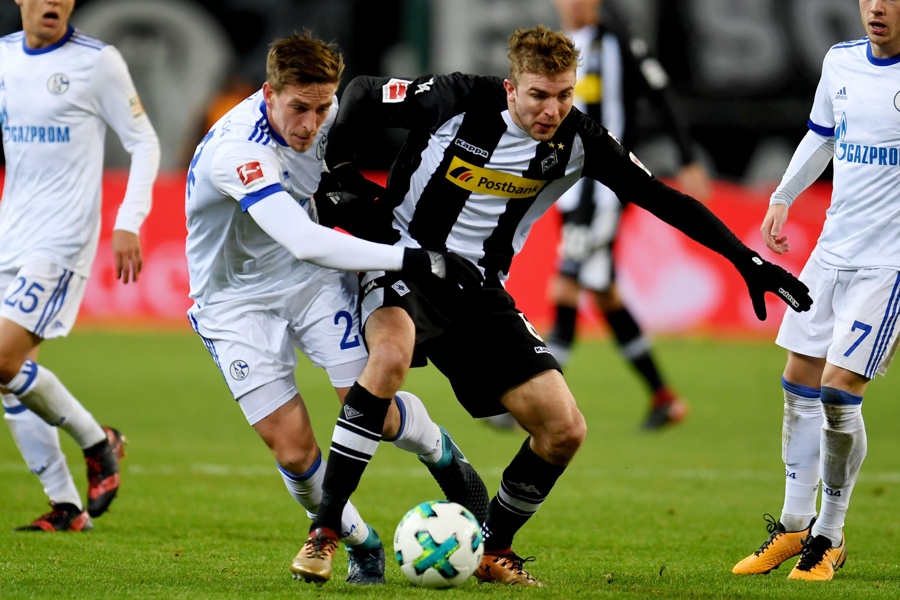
{"left": 503, "top": 79, "right": 517, "bottom": 102}
{"left": 262, "top": 82, "right": 275, "bottom": 106}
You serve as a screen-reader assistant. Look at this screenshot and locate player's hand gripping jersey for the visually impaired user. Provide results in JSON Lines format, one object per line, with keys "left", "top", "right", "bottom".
{"left": 324, "top": 73, "right": 812, "bottom": 319}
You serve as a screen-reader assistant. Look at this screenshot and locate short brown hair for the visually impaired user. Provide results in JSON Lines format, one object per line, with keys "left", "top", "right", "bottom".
{"left": 266, "top": 31, "right": 345, "bottom": 92}
{"left": 507, "top": 25, "right": 578, "bottom": 83}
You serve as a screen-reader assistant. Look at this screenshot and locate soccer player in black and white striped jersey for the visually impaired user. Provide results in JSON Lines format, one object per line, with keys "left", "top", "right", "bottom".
{"left": 293, "top": 24, "right": 812, "bottom": 587}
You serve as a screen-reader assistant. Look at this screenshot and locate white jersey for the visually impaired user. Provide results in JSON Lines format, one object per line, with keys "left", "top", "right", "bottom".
{"left": 185, "top": 90, "right": 336, "bottom": 305}
{"left": 807, "top": 38, "right": 900, "bottom": 269}
{"left": 0, "top": 27, "right": 160, "bottom": 276}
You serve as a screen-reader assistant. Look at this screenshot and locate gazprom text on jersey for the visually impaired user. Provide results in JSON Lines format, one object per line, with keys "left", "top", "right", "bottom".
{"left": 2, "top": 125, "right": 70, "bottom": 144}
{"left": 836, "top": 142, "right": 900, "bottom": 166}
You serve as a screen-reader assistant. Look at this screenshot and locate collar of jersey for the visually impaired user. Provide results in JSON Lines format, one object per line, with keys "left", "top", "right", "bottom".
{"left": 258, "top": 99, "right": 289, "bottom": 147}
{"left": 22, "top": 25, "right": 75, "bottom": 56}
{"left": 866, "top": 41, "right": 900, "bottom": 67}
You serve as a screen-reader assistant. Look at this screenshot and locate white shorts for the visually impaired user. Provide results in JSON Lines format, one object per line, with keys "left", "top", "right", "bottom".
{"left": 0, "top": 262, "right": 86, "bottom": 339}
{"left": 188, "top": 270, "right": 368, "bottom": 423}
{"left": 776, "top": 260, "right": 900, "bottom": 379}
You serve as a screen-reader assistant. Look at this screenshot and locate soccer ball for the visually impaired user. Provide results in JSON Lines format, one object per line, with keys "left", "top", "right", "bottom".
{"left": 393, "top": 500, "right": 484, "bottom": 588}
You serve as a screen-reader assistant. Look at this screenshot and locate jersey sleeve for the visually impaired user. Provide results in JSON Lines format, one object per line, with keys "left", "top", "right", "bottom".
{"left": 209, "top": 139, "right": 285, "bottom": 211}
{"left": 326, "top": 73, "right": 487, "bottom": 168}
{"left": 92, "top": 46, "right": 161, "bottom": 233}
{"left": 808, "top": 51, "right": 836, "bottom": 135}
{"left": 579, "top": 116, "right": 747, "bottom": 261}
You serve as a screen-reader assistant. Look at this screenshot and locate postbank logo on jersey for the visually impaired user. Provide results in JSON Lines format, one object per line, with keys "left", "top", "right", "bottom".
{"left": 236, "top": 161, "right": 266, "bottom": 187}
{"left": 445, "top": 156, "right": 546, "bottom": 198}
{"left": 834, "top": 112, "right": 900, "bottom": 166}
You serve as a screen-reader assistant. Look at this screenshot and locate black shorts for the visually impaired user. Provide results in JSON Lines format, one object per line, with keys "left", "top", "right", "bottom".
{"left": 359, "top": 272, "right": 561, "bottom": 418}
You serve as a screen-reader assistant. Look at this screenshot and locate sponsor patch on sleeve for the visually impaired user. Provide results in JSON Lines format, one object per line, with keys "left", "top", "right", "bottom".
{"left": 236, "top": 161, "right": 266, "bottom": 186}
{"left": 129, "top": 95, "right": 145, "bottom": 118}
{"left": 382, "top": 78, "right": 412, "bottom": 103}
{"left": 629, "top": 152, "right": 652, "bottom": 177}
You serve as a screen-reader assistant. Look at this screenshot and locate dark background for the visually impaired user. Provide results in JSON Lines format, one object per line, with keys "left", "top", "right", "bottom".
{"left": 0, "top": 0, "right": 861, "bottom": 181}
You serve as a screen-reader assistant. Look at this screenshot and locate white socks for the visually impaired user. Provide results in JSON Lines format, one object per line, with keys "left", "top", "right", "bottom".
{"left": 278, "top": 452, "right": 369, "bottom": 546}
{"left": 387, "top": 391, "right": 444, "bottom": 464}
{"left": 779, "top": 380, "right": 822, "bottom": 531}
{"left": 3, "top": 360, "right": 104, "bottom": 449}
{"left": 814, "top": 386, "right": 866, "bottom": 546}
{"left": 2, "top": 393, "right": 81, "bottom": 508}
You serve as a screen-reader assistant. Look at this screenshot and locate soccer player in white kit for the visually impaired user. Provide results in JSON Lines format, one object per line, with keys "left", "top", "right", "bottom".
{"left": 0, "top": 0, "right": 160, "bottom": 532}
{"left": 184, "top": 32, "right": 487, "bottom": 585}
{"left": 732, "top": 0, "right": 900, "bottom": 581}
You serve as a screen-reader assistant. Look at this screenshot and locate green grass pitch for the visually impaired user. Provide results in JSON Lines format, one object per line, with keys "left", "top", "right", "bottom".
{"left": 1, "top": 328, "right": 898, "bottom": 598}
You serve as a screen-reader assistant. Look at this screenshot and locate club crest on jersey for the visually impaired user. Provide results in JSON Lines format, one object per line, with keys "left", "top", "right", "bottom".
{"left": 229, "top": 360, "right": 249, "bottom": 380}
{"left": 894, "top": 91, "right": 900, "bottom": 112}
{"left": 382, "top": 78, "right": 412, "bottom": 103}
{"left": 392, "top": 280, "right": 411, "bottom": 296}
{"left": 236, "top": 161, "right": 266, "bottom": 186}
{"left": 316, "top": 134, "right": 327, "bottom": 160}
{"left": 541, "top": 148, "right": 559, "bottom": 173}
{"left": 47, "top": 73, "right": 69, "bottom": 95}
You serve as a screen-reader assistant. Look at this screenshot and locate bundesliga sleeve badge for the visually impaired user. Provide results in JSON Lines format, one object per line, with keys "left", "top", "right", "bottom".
{"left": 236, "top": 161, "right": 266, "bottom": 187}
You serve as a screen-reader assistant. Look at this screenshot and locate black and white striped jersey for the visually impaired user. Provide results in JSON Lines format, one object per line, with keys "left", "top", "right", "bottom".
{"left": 328, "top": 73, "right": 743, "bottom": 283}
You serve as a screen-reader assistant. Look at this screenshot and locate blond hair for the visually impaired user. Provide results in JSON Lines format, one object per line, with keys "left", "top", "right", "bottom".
{"left": 266, "top": 31, "right": 345, "bottom": 92}
{"left": 507, "top": 25, "right": 579, "bottom": 83}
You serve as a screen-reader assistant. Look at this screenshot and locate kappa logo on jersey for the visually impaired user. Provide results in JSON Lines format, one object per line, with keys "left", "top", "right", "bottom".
{"left": 415, "top": 77, "right": 434, "bottom": 95}
{"left": 46, "top": 73, "right": 69, "bottom": 95}
{"left": 834, "top": 86, "right": 847, "bottom": 100}
{"left": 0, "top": 78, "right": 5, "bottom": 91}
{"left": 382, "top": 78, "right": 412, "bottom": 103}
{"left": 834, "top": 111, "right": 900, "bottom": 166}
{"left": 445, "top": 156, "right": 546, "bottom": 199}
{"left": 454, "top": 138, "right": 488, "bottom": 158}
{"left": 236, "top": 161, "right": 265, "bottom": 186}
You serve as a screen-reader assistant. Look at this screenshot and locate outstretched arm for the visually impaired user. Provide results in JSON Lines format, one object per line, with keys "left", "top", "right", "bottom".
{"left": 581, "top": 120, "right": 812, "bottom": 320}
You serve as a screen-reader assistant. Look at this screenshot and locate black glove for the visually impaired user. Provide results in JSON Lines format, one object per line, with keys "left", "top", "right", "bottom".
{"left": 314, "top": 165, "right": 390, "bottom": 238}
{"left": 402, "top": 248, "right": 484, "bottom": 290}
{"left": 735, "top": 252, "right": 812, "bottom": 320}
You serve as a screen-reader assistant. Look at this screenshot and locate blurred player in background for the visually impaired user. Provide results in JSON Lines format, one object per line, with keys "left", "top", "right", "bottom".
{"left": 184, "top": 31, "right": 487, "bottom": 584}
{"left": 732, "top": 0, "right": 900, "bottom": 581}
{"left": 488, "top": 0, "right": 711, "bottom": 431}
{"left": 0, "top": 0, "right": 159, "bottom": 531}
{"left": 290, "top": 25, "right": 811, "bottom": 588}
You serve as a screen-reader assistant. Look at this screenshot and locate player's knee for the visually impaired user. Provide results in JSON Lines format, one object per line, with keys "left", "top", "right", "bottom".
{"left": 363, "top": 341, "right": 411, "bottom": 384}
{"left": 534, "top": 411, "right": 586, "bottom": 464}
{"left": 273, "top": 443, "right": 319, "bottom": 476}
{"left": 0, "top": 353, "right": 27, "bottom": 387}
